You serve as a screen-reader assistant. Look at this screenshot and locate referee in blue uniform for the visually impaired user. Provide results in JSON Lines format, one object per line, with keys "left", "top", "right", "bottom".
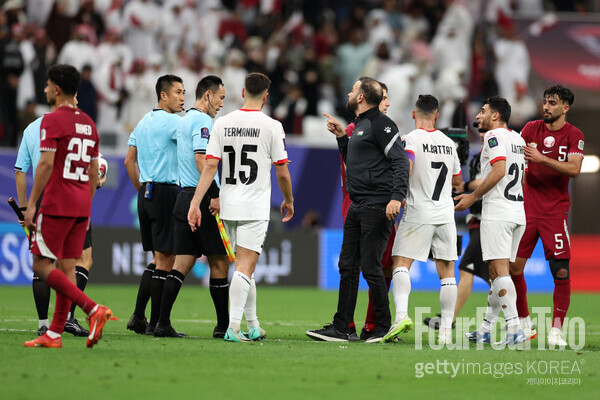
{"left": 154, "top": 75, "right": 230, "bottom": 338}
{"left": 125, "top": 74, "right": 185, "bottom": 335}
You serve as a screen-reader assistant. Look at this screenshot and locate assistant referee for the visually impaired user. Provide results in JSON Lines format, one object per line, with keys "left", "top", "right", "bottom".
{"left": 124, "top": 74, "right": 185, "bottom": 335}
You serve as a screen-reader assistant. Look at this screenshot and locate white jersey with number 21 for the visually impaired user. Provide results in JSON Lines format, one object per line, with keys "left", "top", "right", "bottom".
{"left": 401, "top": 128, "right": 461, "bottom": 224}
{"left": 480, "top": 127, "right": 526, "bottom": 224}
{"left": 206, "top": 109, "right": 289, "bottom": 221}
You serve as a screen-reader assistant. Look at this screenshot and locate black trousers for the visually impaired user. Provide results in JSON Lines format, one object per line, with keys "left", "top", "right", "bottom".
{"left": 333, "top": 202, "right": 393, "bottom": 333}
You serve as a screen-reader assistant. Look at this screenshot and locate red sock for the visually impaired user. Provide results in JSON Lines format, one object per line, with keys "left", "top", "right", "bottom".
{"left": 364, "top": 277, "right": 392, "bottom": 330}
{"left": 511, "top": 273, "right": 529, "bottom": 318}
{"left": 552, "top": 279, "right": 571, "bottom": 329}
{"left": 46, "top": 269, "right": 97, "bottom": 315}
{"left": 49, "top": 292, "right": 71, "bottom": 334}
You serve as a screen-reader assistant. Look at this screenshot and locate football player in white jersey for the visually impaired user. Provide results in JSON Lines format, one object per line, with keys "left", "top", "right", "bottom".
{"left": 187, "top": 72, "right": 294, "bottom": 342}
{"left": 383, "top": 95, "right": 462, "bottom": 345}
{"left": 455, "top": 97, "right": 527, "bottom": 346}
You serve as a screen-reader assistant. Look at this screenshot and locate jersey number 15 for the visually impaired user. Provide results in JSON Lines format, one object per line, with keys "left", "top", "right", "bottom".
{"left": 224, "top": 144, "right": 258, "bottom": 185}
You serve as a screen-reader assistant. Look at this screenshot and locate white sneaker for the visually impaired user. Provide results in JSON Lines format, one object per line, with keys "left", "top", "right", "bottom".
{"left": 522, "top": 327, "right": 537, "bottom": 340}
{"left": 547, "top": 327, "right": 567, "bottom": 349}
{"left": 437, "top": 333, "right": 453, "bottom": 346}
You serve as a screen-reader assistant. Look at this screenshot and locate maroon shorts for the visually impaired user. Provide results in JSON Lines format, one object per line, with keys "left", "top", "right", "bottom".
{"left": 516, "top": 217, "right": 571, "bottom": 260}
{"left": 31, "top": 213, "right": 88, "bottom": 260}
{"left": 381, "top": 225, "right": 396, "bottom": 269}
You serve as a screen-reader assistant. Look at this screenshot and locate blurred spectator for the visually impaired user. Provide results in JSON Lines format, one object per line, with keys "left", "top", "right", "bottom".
{"left": 0, "top": 20, "right": 24, "bottom": 146}
{"left": 77, "top": 64, "right": 98, "bottom": 122}
{"left": 123, "top": 0, "right": 159, "bottom": 62}
{"left": 274, "top": 84, "right": 307, "bottom": 135}
{"left": 493, "top": 17, "right": 530, "bottom": 101}
{"left": 507, "top": 82, "right": 537, "bottom": 131}
{"left": 94, "top": 55, "right": 128, "bottom": 146}
{"left": 57, "top": 24, "right": 97, "bottom": 72}
{"left": 75, "top": 0, "right": 106, "bottom": 40}
{"left": 123, "top": 58, "right": 154, "bottom": 134}
{"left": 96, "top": 27, "right": 132, "bottom": 72}
{"left": 18, "top": 98, "right": 38, "bottom": 134}
{"left": 221, "top": 48, "right": 247, "bottom": 115}
{"left": 45, "top": 0, "right": 76, "bottom": 53}
{"left": 14, "top": 23, "right": 36, "bottom": 111}
{"left": 31, "top": 28, "right": 56, "bottom": 105}
{"left": 336, "top": 28, "right": 371, "bottom": 100}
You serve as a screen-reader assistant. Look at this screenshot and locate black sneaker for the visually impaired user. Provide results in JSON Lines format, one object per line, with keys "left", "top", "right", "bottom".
{"left": 364, "top": 329, "right": 387, "bottom": 344}
{"left": 64, "top": 318, "right": 90, "bottom": 337}
{"left": 359, "top": 327, "right": 373, "bottom": 341}
{"left": 145, "top": 323, "right": 156, "bottom": 336}
{"left": 127, "top": 314, "right": 148, "bottom": 335}
{"left": 213, "top": 326, "right": 227, "bottom": 339}
{"left": 37, "top": 325, "right": 48, "bottom": 336}
{"left": 306, "top": 323, "right": 349, "bottom": 342}
{"left": 154, "top": 323, "right": 186, "bottom": 338}
{"left": 347, "top": 326, "right": 360, "bottom": 342}
{"left": 424, "top": 314, "right": 455, "bottom": 330}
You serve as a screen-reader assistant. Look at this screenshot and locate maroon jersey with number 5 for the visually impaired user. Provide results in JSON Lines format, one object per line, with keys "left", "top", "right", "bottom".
{"left": 39, "top": 106, "right": 99, "bottom": 217}
{"left": 521, "top": 120, "right": 584, "bottom": 219}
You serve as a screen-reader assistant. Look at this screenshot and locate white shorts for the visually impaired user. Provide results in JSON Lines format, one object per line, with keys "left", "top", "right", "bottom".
{"left": 480, "top": 220, "right": 525, "bottom": 262}
{"left": 223, "top": 219, "right": 268, "bottom": 254}
{"left": 392, "top": 221, "right": 457, "bottom": 262}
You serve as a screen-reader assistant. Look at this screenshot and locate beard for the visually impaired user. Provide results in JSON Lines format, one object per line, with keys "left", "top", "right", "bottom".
{"left": 543, "top": 113, "right": 560, "bottom": 124}
{"left": 477, "top": 121, "right": 487, "bottom": 133}
{"left": 346, "top": 97, "right": 358, "bottom": 115}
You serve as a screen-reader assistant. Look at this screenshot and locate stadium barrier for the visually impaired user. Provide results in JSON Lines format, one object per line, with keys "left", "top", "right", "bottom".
{"left": 1, "top": 222, "right": 598, "bottom": 291}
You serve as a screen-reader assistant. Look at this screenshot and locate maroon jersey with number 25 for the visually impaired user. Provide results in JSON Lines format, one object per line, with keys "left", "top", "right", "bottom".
{"left": 39, "top": 106, "right": 99, "bottom": 217}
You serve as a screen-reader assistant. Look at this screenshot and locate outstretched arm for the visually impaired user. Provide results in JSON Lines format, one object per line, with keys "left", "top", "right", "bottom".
{"left": 455, "top": 160, "right": 505, "bottom": 211}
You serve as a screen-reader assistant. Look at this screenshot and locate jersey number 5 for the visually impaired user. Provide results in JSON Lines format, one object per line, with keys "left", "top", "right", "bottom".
{"left": 64, "top": 137, "right": 95, "bottom": 181}
{"left": 224, "top": 144, "right": 258, "bottom": 185}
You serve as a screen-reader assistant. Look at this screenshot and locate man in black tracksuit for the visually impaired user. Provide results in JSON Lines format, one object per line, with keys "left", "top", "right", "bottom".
{"left": 307, "top": 77, "right": 410, "bottom": 342}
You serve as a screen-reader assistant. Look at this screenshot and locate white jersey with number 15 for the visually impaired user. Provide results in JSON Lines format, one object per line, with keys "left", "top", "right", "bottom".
{"left": 401, "top": 128, "right": 461, "bottom": 224}
{"left": 206, "top": 109, "right": 288, "bottom": 221}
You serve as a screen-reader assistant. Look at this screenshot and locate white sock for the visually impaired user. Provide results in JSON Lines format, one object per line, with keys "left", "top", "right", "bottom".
{"left": 46, "top": 330, "right": 61, "bottom": 339}
{"left": 39, "top": 319, "right": 49, "bottom": 329}
{"left": 495, "top": 275, "right": 520, "bottom": 334}
{"left": 520, "top": 315, "right": 533, "bottom": 330}
{"left": 244, "top": 275, "right": 260, "bottom": 329}
{"left": 440, "top": 277, "right": 457, "bottom": 332}
{"left": 229, "top": 271, "right": 251, "bottom": 332}
{"left": 392, "top": 267, "right": 411, "bottom": 323}
{"left": 88, "top": 304, "right": 99, "bottom": 316}
{"left": 67, "top": 312, "right": 72, "bottom": 320}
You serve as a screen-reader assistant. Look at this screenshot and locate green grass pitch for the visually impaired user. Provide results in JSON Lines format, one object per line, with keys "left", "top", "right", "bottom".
{"left": 0, "top": 286, "right": 598, "bottom": 399}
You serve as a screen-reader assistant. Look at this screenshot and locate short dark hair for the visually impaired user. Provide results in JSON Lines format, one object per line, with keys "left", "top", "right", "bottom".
{"left": 196, "top": 75, "right": 223, "bottom": 100}
{"left": 46, "top": 64, "right": 80, "bottom": 96}
{"left": 245, "top": 72, "right": 271, "bottom": 97}
{"left": 358, "top": 77, "right": 382, "bottom": 106}
{"left": 379, "top": 81, "right": 388, "bottom": 93}
{"left": 484, "top": 96, "right": 511, "bottom": 123}
{"left": 415, "top": 94, "right": 439, "bottom": 115}
{"left": 543, "top": 85, "right": 574, "bottom": 106}
{"left": 156, "top": 74, "right": 183, "bottom": 102}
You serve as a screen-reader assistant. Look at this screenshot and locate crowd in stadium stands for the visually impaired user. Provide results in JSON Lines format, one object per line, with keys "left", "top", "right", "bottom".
{"left": 0, "top": 0, "right": 592, "bottom": 149}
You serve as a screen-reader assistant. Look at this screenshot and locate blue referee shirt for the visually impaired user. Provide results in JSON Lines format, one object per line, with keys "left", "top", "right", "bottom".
{"left": 128, "top": 109, "right": 179, "bottom": 184}
{"left": 176, "top": 108, "right": 220, "bottom": 188}
{"left": 14, "top": 115, "right": 43, "bottom": 176}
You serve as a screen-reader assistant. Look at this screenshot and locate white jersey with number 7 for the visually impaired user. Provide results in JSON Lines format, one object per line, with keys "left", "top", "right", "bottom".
{"left": 401, "top": 128, "right": 461, "bottom": 224}
{"left": 206, "top": 109, "right": 289, "bottom": 221}
{"left": 480, "top": 127, "right": 526, "bottom": 224}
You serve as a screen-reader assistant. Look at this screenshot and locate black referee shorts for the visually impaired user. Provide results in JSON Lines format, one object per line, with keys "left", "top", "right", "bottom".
{"left": 458, "top": 228, "right": 489, "bottom": 282}
{"left": 137, "top": 183, "right": 178, "bottom": 253}
{"left": 173, "top": 189, "right": 226, "bottom": 257}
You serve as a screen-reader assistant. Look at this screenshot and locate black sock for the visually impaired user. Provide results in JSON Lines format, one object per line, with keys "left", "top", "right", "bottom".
{"left": 209, "top": 278, "right": 229, "bottom": 329}
{"left": 70, "top": 266, "right": 89, "bottom": 319}
{"left": 133, "top": 263, "right": 156, "bottom": 318}
{"left": 32, "top": 273, "right": 51, "bottom": 321}
{"left": 149, "top": 269, "right": 169, "bottom": 326}
{"left": 159, "top": 270, "right": 186, "bottom": 326}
